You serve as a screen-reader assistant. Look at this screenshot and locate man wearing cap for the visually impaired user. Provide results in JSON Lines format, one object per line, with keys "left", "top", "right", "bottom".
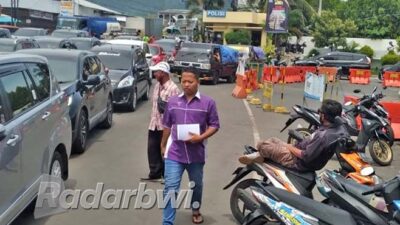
{"left": 141, "top": 62, "right": 180, "bottom": 182}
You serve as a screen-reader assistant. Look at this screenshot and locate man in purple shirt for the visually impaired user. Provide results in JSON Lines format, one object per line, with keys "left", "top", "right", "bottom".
{"left": 161, "top": 67, "right": 220, "bottom": 225}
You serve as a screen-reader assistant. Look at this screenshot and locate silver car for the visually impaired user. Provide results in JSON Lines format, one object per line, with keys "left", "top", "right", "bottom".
{"left": 0, "top": 54, "right": 72, "bottom": 224}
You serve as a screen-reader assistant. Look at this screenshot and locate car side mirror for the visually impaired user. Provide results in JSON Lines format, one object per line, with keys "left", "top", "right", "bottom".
{"left": 145, "top": 53, "right": 152, "bottom": 59}
{"left": 83, "top": 75, "right": 101, "bottom": 86}
{"left": 353, "top": 89, "right": 361, "bottom": 94}
{"left": 0, "top": 124, "right": 6, "bottom": 141}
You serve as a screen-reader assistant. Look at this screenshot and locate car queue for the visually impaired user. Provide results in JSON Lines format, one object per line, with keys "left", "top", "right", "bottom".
{"left": 0, "top": 27, "right": 243, "bottom": 224}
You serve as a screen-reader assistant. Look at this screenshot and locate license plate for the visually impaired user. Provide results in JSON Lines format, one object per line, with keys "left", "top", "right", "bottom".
{"left": 390, "top": 74, "right": 399, "bottom": 79}
{"left": 356, "top": 70, "right": 364, "bottom": 76}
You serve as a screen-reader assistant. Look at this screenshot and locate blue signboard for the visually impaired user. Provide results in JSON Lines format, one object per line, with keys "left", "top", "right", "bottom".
{"left": 207, "top": 10, "right": 226, "bottom": 18}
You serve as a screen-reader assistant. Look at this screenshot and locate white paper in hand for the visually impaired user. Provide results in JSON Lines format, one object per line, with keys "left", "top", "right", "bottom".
{"left": 177, "top": 124, "right": 200, "bottom": 141}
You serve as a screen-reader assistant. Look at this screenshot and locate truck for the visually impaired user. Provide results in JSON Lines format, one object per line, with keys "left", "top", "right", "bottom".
{"left": 173, "top": 43, "right": 239, "bottom": 85}
{"left": 56, "top": 16, "right": 120, "bottom": 38}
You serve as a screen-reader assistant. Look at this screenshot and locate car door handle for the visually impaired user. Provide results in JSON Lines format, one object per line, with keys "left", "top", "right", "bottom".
{"left": 42, "top": 111, "right": 51, "bottom": 120}
{"left": 7, "top": 135, "right": 19, "bottom": 146}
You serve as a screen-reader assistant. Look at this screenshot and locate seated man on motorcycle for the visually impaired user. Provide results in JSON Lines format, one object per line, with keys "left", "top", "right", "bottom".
{"left": 239, "top": 99, "right": 348, "bottom": 172}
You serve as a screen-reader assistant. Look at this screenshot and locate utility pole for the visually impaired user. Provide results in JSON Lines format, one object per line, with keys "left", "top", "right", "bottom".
{"left": 318, "top": 0, "right": 322, "bottom": 16}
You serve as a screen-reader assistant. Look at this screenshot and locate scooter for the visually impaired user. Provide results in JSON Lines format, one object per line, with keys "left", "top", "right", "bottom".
{"left": 239, "top": 180, "right": 359, "bottom": 225}
{"left": 281, "top": 90, "right": 393, "bottom": 166}
{"left": 317, "top": 170, "right": 400, "bottom": 225}
{"left": 224, "top": 125, "right": 380, "bottom": 224}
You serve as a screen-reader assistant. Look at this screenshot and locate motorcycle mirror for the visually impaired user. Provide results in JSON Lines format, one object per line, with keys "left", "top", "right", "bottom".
{"left": 360, "top": 166, "right": 374, "bottom": 176}
{"left": 353, "top": 89, "right": 362, "bottom": 94}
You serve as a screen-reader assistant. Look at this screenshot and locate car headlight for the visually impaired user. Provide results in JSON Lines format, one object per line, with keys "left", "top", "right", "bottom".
{"left": 117, "top": 76, "right": 134, "bottom": 88}
{"left": 67, "top": 95, "right": 73, "bottom": 106}
{"left": 200, "top": 64, "right": 211, "bottom": 69}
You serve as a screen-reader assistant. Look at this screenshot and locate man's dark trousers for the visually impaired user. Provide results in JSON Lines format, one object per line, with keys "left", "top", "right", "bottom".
{"left": 147, "top": 130, "right": 164, "bottom": 178}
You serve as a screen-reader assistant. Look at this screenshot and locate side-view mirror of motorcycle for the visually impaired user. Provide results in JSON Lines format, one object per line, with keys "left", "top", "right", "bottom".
{"left": 353, "top": 89, "right": 362, "bottom": 94}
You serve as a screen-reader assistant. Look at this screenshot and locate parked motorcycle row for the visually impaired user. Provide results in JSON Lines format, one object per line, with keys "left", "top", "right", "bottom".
{"left": 225, "top": 87, "right": 399, "bottom": 225}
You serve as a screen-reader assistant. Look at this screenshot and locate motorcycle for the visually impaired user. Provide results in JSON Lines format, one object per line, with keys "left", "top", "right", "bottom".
{"left": 317, "top": 170, "right": 400, "bottom": 225}
{"left": 281, "top": 88, "right": 394, "bottom": 166}
{"left": 240, "top": 180, "right": 358, "bottom": 225}
{"left": 224, "top": 125, "right": 380, "bottom": 224}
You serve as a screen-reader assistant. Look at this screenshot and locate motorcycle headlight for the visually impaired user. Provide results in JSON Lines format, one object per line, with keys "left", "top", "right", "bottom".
{"left": 200, "top": 64, "right": 211, "bottom": 69}
{"left": 360, "top": 166, "right": 374, "bottom": 176}
{"left": 117, "top": 76, "right": 134, "bottom": 88}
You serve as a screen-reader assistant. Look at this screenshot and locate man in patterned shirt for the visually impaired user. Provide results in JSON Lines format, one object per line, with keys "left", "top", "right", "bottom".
{"left": 141, "top": 62, "right": 180, "bottom": 182}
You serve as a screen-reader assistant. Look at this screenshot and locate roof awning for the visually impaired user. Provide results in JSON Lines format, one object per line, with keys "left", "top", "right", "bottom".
{"left": 78, "top": 0, "right": 121, "bottom": 15}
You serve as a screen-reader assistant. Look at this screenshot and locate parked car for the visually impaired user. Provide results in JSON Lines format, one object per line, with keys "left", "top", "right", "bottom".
{"left": 69, "top": 37, "right": 101, "bottom": 50}
{"left": 0, "top": 28, "right": 11, "bottom": 38}
{"left": 155, "top": 39, "right": 180, "bottom": 70}
{"left": 13, "top": 27, "right": 47, "bottom": 37}
{"left": 0, "top": 25, "right": 19, "bottom": 33}
{"left": 379, "top": 62, "right": 400, "bottom": 80}
{"left": 113, "top": 35, "right": 141, "bottom": 40}
{"left": 17, "top": 49, "right": 113, "bottom": 153}
{"left": 174, "top": 43, "right": 239, "bottom": 84}
{"left": 295, "top": 51, "right": 371, "bottom": 79}
{"left": 34, "top": 36, "right": 72, "bottom": 49}
{"left": 0, "top": 54, "right": 71, "bottom": 224}
{"left": 92, "top": 45, "right": 151, "bottom": 111}
{"left": 105, "top": 39, "right": 152, "bottom": 78}
{"left": 0, "top": 37, "right": 39, "bottom": 53}
{"left": 51, "top": 29, "right": 90, "bottom": 38}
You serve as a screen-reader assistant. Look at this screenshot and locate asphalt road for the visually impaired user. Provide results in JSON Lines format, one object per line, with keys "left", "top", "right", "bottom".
{"left": 13, "top": 77, "right": 400, "bottom": 225}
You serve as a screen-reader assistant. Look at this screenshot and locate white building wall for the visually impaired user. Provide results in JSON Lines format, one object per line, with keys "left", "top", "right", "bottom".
{"left": 289, "top": 36, "right": 398, "bottom": 60}
{"left": 125, "top": 17, "right": 145, "bottom": 31}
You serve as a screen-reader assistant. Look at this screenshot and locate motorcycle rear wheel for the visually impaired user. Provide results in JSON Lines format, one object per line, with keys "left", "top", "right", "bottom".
{"left": 369, "top": 139, "right": 393, "bottom": 166}
{"left": 287, "top": 128, "right": 312, "bottom": 145}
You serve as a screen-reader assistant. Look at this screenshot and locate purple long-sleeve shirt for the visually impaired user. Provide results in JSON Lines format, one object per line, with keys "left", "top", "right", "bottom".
{"left": 162, "top": 92, "right": 220, "bottom": 164}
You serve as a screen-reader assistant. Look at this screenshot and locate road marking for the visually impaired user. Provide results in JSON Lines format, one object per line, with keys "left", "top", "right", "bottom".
{"left": 242, "top": 99, "right": 260, "bottom": 146}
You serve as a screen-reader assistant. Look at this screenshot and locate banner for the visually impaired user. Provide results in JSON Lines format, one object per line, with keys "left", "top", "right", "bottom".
{"left": 60, "top": 0, "right": 74, "bottom": 17}
{"left": 266, "top": 0, "right": 289, "bottom": 33}
{"left": 304, "top": 72, "right": 325, "bottom": 102}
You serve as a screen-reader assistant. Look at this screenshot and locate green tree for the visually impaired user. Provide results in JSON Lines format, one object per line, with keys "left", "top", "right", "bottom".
{"left": 225, "top": 30, "right": 251, "bottom": 45}
{"left": 338, "top": 0, "right": 400, "bottom": 39}
{"left": 359, "top": 45, "right": 374, "bottom": 58}
{"left": 311, "top": 10, "right": 357, "bottom": 48}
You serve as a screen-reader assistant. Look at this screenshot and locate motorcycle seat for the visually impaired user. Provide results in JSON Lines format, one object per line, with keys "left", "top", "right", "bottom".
{"left": 335, "top": 175, "right": 375, "bottom": 203}
{"left": 263, "top": 186, "right": 358, "bottom": 225}
{"left": 264, "top": 160, "right": 316, "bottom": 198}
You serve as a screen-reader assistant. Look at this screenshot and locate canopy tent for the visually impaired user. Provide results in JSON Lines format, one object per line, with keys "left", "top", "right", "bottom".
{"left": 0, "top": 14, "right": 20, "bottom": 24}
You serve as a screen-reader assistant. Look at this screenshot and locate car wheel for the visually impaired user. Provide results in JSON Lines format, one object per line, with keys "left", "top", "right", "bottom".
{"left": 50, "top": 151, "right": 66, "bottom": 180}
{"left": 227, "top": 72, "right": 236, "bottom": 83}
{"left": 72, "top": 110, "right": 88, "bottom": 154}
{"left": 142, "top": 83, "right": 150, "bottom": 101}
{"left": 211, "top": 70, "right": 220, "bottom": 85}
{"left": 127, "top": 89, "right": 137, "bottom": 112}
{"left": 99, "top": 96, "right": 113, "bottom": 129}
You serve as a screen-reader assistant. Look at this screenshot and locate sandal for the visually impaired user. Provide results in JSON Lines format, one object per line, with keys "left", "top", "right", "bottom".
{"left": 192, "top": 213, "right": 204, "bottom": 224}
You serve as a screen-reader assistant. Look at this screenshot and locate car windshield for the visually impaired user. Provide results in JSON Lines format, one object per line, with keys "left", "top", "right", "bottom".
{"left": 97, "top": 52, "right": 132, "bottom": 70}
{"left": 155, "top": 41, "right": 175, "bottom": 53}
{"left": 175, "top": 49, "right": 209, "bottom": 62}
{"left": 70, "top": 40, "right": 92, "bottom": 50}
{"left": 149, "top": 46, "right": 159, "bottom": 55}
{"left": 14, "top": 29, "right": 42, "bottom": 37}
{"left": 47, "top": 57, "right": 78, "bottom": 83}
{"left": 0, "top": 42, "right": 15, "bottom": 52}
{"left": 37, "top": 40, "right": 60, "bottom": 49}
{"left": 52, "top": 31, "right": 79, "bottom": 38}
